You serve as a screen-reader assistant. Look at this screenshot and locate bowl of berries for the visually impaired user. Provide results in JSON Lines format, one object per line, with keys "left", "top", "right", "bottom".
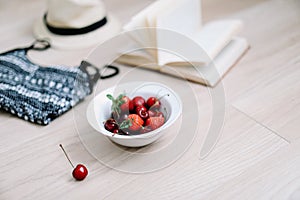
{"left": 86, "top": 82, "right": 182, "bottom": 147}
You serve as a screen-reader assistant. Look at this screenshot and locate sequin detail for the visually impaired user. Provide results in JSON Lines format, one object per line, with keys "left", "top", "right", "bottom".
{"left": 0, "top": 48, "right": 92, "bottom": 125}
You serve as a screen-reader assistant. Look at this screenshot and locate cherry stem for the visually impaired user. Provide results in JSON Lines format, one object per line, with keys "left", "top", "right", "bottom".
{"left": 59, "top": 144, "right": 74, "bottom": 168}
{"left": 157, "top": 93, "right": 170, "bottom": 101}
{"left": 148, "top": 93, "right": 170, "bottom": 110}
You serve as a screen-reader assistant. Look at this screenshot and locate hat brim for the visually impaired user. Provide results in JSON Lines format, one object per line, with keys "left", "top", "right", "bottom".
{"left": 33, "top": 14, "right": 121, "bottom": 50}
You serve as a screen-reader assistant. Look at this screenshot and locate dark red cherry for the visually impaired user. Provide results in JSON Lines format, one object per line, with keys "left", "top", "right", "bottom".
{"left": 72, "top": 164, "right": 88, "bottom": 181}
{"left": 104, "top": 118, "right": 118, "bottom": 132}
{"left": 135, "top": 106, "right": 149, "bottom": 120}
{"left": 59, "top": 144, "right": 88, "bottom": 181}
{"left": 132, "top": 96, "right": 146, "bottom": 108}
{"left": 147, "top": 97, "right": 158, "bottom": 107}
{"left": 147, "top": 97, "right": 161, "bottom": 110}
{"left": 113, "top": 129, "right": 120, "bottom": 134}
{"left": 135, "top": 105, "right": 147, "bottom": 113}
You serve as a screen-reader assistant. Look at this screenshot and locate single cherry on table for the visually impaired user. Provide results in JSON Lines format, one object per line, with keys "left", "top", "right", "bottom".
{"left": 59, "top": 144, "right": 88, "bottom": 181}
{"left": 72, "top": 164, "right": 88, "bottom": 181}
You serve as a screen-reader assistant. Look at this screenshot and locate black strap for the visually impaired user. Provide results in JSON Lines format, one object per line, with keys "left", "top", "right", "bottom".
{"left": 25, "top": 39, "right": 51, "bottom": 52}
{"left": 79, "top": 61, "right": 119, "bottom": 89}
{"left": 44, "top": 14, "right": 108, "bottom": 36}
{"left": 100, "top": 65, "right": 119, "bottom": 79}
{"left": 0, "top": 39, "right": 51, "bottom": 55}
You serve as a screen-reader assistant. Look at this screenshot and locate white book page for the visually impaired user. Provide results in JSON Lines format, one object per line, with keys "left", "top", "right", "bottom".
{"left": 115, "top": 38, "right": 249, "bottom": 86}
{"left": 159, "top": 37, "right": 249, "bottom": 86}
{"left": 196, "top": 37, "right": 249, "bottom": 86}
{"left": 123, "top": 1, "right": 161, "bottom": 50}
{"left": 155, "top": 0, "right": 204, "bottom": 66}
{"left": 156, "top": 19, "right": 243, "bottom": 66}
{"left": 145, "top": 0, "right": 174, "bottom": 59}
{"left": 123, "top": 17, "right": 152, "bottom": 50}
{"left": 156, "top": 0, "right": 202, "bottom": 38}
{"left": 193, "top": 20, "right": 243, "bottom": 59}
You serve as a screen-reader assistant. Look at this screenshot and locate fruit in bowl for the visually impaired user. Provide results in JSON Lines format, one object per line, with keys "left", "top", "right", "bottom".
{"left": 104, "top": 93, "right": 168, "bottom": 135}
{"left": 86, "top": 82, "right": 182, "bottom": 147}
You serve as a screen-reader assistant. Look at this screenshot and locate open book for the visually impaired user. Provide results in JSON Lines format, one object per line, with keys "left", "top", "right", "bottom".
{"left": 116, "top": 0, "right": 249, "bottom": 87}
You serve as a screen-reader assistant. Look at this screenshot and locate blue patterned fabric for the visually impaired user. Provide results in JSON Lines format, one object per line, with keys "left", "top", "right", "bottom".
{"left": 0, "top": 44, "right": 92, "bottom": 125}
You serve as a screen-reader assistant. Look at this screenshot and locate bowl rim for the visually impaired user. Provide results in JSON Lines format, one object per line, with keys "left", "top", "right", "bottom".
{"left": 86, "top": 81, "right": 182, "bottom": 139}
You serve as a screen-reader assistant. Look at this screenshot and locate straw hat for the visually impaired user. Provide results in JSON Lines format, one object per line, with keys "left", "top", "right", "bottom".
{"left": 33, "top": 0, "right": 121, "bottom": 49}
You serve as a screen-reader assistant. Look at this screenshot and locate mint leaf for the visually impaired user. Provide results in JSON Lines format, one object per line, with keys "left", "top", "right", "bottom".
{"left": 106, "top": 94, "right": 114, "bottom": 100}
{"left": 117, "top": 94, "right": 124, "bottom": 101}
{"left": 119, "top": 119, "right": 132, "bottom": 129}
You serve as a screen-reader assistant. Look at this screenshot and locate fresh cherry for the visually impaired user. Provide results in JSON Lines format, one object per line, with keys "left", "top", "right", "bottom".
{"left": 59, "top": 144, "right": 88, "bottom": 181}
{"left": 135, "top": 105, "right": 147, "bottom": 112}
{"left": 113, "top": 129, "right": 120, "bottom": 134}
{"left": 72, "top": 164, "right": 88, "bottom": 181}
{"left": 147, "top": 94, "right": 170, "bottom": 110}
{"left": 147, "top": 97, "right": 160, "bottom": 108}
{"left": 106, "top": 93, "right": 168, "bottom": 135}
{"left": 132, "top": 96, "right": 146, "bottom": 108}
{"left": 135, "top": 106, "right": 149, "bottom": 120}
{"left": 104, "top": 118, "right": 118, "bottom": 132}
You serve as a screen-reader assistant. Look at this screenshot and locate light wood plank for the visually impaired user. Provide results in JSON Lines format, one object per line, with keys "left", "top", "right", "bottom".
{"left": 221, "top": 0, "right": 300, "bottom": 142}
{"left": 97, "top": 107, "right": 288, "bottom": 199}
{"left": 104, "top": 0, "right": 154, "bottom": 24}
{"left": 202, "top": 0, "right": 269, "bottom": 22}
{"left": 203, "top": 139, "right": 300, "bottom": 200}
{"left": 0, "top": 118, "right": 140, "bottom": 200}
{"left": 0, "top": 90, "right": 287, "bottom": 199}
{"left": 0, "top": 0, "right": 298, "bottom": 199}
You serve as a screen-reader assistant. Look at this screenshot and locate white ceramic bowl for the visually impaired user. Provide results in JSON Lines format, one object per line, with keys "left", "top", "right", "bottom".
{"left": 86, "top": 82, "right": 182, "bottom": 147}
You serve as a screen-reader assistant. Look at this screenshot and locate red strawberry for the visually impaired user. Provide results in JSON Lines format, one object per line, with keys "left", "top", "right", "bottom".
{"left": 120, "top": 96, "right": 134, "bottom": 113}
{"left": 140, "top": 125, "right": 152, "bottom": 134}
{"left": 145, "top": 116, "right": 165, "bottom": 130}
{"left": 148, "top": 110, "right": 164, "bottom": 118}
{"left": 127, "top": 114, "right": 144, "bottom": 131}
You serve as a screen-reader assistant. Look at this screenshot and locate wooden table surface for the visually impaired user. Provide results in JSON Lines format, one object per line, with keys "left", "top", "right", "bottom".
{"left": 1, "top": 0, "right": 300, "bottom": 199}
